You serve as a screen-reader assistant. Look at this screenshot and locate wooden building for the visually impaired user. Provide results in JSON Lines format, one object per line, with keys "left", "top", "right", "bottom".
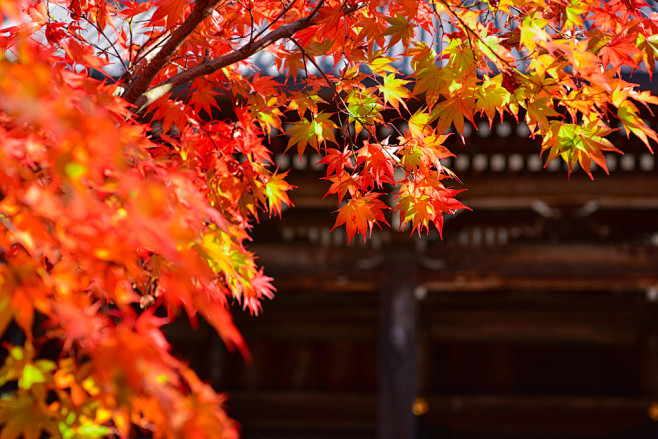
{"left": 168, "top": 116, "right": 658, "bottom": 438}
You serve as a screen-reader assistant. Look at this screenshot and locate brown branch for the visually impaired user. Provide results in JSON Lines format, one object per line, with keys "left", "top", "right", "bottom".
{"left": 122, "top": 0, "right": 222, "bottom": 104}
{"left": 130, "top": 0, "right": 337, "bottom": 112}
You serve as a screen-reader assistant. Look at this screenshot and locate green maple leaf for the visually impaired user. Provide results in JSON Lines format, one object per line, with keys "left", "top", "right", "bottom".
{"left": 542, "top": 121, "right": 621, "bottom": 177}
{"left": 564, "top": 1, "right": 587, "bottom": 28}
{"left": 526, "top": 97, "right": 558, "bottom": 132}
{"left": 346, "top": 90, "right": 384, "bottom": 135}
{"left": 445, "top": 39, "right": 475, "bottom": 75}
{"left": 618, "top": 101, "right": 658, "bottom": 151}
{"left": 476, "top": 75, "right": 510, "bottom": 123}
{"left": 396, "top": 193, "right": 435, "bottom": 235}
{"left": 367, "top": 54, "right": 397, "bottom": 75}
{"left": 264, "top": 172, "right": 294, "bottom": 217}
{"left": 520, "top": 14, "right": 548, "bottom": 52}
{"left": 406, "top": 108, "right": 430, "bottom": 140}
{"left": 379, "top": 73, "right": 411, "bottom": 112}
{"left": 286, "top": 113, "right": 337, "bottom": 157}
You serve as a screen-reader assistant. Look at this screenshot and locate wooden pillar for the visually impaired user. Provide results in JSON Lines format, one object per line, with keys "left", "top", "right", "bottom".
{"left": 378, "top": 250, "right": 418, "bottom": 439}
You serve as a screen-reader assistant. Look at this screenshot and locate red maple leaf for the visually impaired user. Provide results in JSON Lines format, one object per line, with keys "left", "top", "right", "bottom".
{"left": 357, "top": 142, "right": 395, "bottom": 187}
{"left": 318, "top": 147, "right": 354, "bottom": 177}
{"left": 332, "top": 192, "right": 389, "bottom": 243}
{"left": 599, "top": 34, "right": 642, "bottom": 69}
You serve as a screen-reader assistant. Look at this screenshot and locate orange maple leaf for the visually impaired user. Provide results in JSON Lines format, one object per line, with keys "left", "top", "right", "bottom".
{"left": 332, "top": 193, "right": 389, "bottom": 243}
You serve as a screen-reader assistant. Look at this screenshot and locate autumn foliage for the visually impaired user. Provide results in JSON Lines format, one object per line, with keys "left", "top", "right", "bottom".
{"left": 0, "top": 0, "right": 657, "bottom": 437}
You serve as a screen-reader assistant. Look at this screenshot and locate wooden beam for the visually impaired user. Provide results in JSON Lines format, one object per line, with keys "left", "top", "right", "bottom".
{"left": 284, "top": 172, "right": 658, "bottom": 210}
{"left": 224, "top": 392, "right": 656, "bottom": 437}
{"left": 459, "top": 175, "right": 658, "bottom": 210}
{"left": 227, "top": 392, "right": 376, "bottom": 433}
{"left": 422, "top": 275, "right": 658, "bottom": 293}
{"left": 425, "top": 309, "right": 641, "bottom": 345}
{"left": 234, "top": 307, "right": 378, "bottom": 342}
{"left": 252, "top": 242, "right": 658, "bottom": 292}
{"left": 424, "top": 394, "right": 654, "bottom": 437}
{"left": 224, "top": 294, "right": 655, "bottom": 345}
{"left": 422, "top": 243, "right": 658, "bottom": 292}
{"left": 254, "top": 242, "right": 658, "bottom": 272}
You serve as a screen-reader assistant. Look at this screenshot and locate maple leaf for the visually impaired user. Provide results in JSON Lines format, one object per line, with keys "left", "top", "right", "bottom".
{"left": 45, "top": 22, "right": 67, "bottom": 45}
{"left": 356, "top": 142, "right": 395, "bottom": 187}
{"left": 382, "top": 14, "right": 415, "bottom": 48}
{"left": 148, "top": 94, "right": 193, "bottom": 133}
{"left": 135, "top": 310, "right": 171, "bottom": 354}
{"left": 63, "top": 40, "right": 109, "bottom": 69}
{"left": 476, "top": 75, "right": 511, "bottom": 125}
{"left": 189, "top": 80, "right": 219, "bottom": 115}
{"left": 599, "top": 34, "right": 642, "bottom": 70}
{"left": 407, "top": 107, "right": 431, "bottom": 139}
{"left": 394, "top": 177, "right": 469, "bottom": 237}
{"left": 286, "top": 113, "right": 337, "bottom": 157}
{"left": 287, "top": 92, "right": 325, "bottom": 118}
{"left": 395, "top": 192, "right": 437, "bottom": 235}
{"left": 525, "top": 97, "right": 559, "bottom": 133}
{"left": 519, "top": 13, "right": 548, "bottom": 52}
{"left": 476, "top": 34, "right": 512, "bottom": 70}
{"left": 255, "top": 98, "right": 284, "bottom": 138}
{"left": 90, "top": 0, "right": 113, "bottom": 32}
{"left": 264, "top": 171, "right": 294, "bottom": 217}
{"left": 117, "top": 0, "right": 155, "bottom": 18}
{"left": 421, "top": 134, "right": 454, "bottom": 169}
{"left": 49, "top": 300, "right": 109, "bottom": 351}
{"left": 564, "top": 2, "right": 587, "bottom": 29}
{"left": 0, "top": 394, "right": 60, "bottom": 439}
{"left": 151, "top": 0, "right": 190, "bottom": 26}
{"left": 445, "top": 38, "right": 475, "bottom": 75}
{"left": 346, "top": 89, "right": 385, "bottom": 134}
{"left": 241, "top": 267, "right": 275, "bottom": 315}
{"left": 332, "top": 193, "right": 389, "bottom": 243}
{"left": 358, "top": 16, "right": 389, "bottom": 50}
{"left": 367, "top": 54, "right": 398, "bottom": 75}
{"left": 541, "top": 121, "right": 621, "bottom": 177}
{"left": 431, "top": 95, "right": 474, "bottom": 138}
{"left": 325, "top": 172, "right": 362, "bottom": 204}
{"left": 410, "top": 42, "right": 443, "bottom": 102}
{"left": 249, "top": 73, "right": 281, "bottom": 98}
{"left": 318, "top": 147, "right": 354, "bottom": 177}
{"left": 26, "top": 3, "right": 48, "bottom": 26}
{"left": 379, "top": 73, "right": 411, "bottom": 112}
{"left": 618, "top": 101, "right": 658, "bottom": 152}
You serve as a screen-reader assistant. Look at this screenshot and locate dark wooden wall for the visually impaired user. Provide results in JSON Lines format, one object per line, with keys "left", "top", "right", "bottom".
{"left": 168, "top": 118, "right": 658, "bottom": 438}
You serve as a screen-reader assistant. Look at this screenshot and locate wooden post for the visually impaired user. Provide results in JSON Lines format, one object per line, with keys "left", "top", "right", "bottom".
{"left": 378, "top": 249, "right": 418, "bottom": 439}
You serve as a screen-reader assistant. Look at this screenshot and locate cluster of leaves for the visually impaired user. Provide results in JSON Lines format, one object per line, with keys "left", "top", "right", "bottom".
{"left": 0, "top": 38, "right": 258, "bottom": 437}
{"left": 0, "top": 0, "right": 657, "bottom": 437}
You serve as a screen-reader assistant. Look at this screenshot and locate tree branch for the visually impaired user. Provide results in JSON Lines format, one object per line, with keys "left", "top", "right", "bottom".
{"left": 130, "top": 0, "right": 330, "bottom": 112}
{"left": 122, "top": 0, "right": 222, "bottom": 104}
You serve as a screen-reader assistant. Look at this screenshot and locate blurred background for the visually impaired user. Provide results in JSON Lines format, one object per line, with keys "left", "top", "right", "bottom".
{"left": 166, "top": 110, "right": 658, "bottom": 439}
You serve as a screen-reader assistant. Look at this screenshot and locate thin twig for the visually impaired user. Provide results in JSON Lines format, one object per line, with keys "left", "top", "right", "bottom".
{"left": 252, "top": 0, "right": 298, "bottom": 41}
